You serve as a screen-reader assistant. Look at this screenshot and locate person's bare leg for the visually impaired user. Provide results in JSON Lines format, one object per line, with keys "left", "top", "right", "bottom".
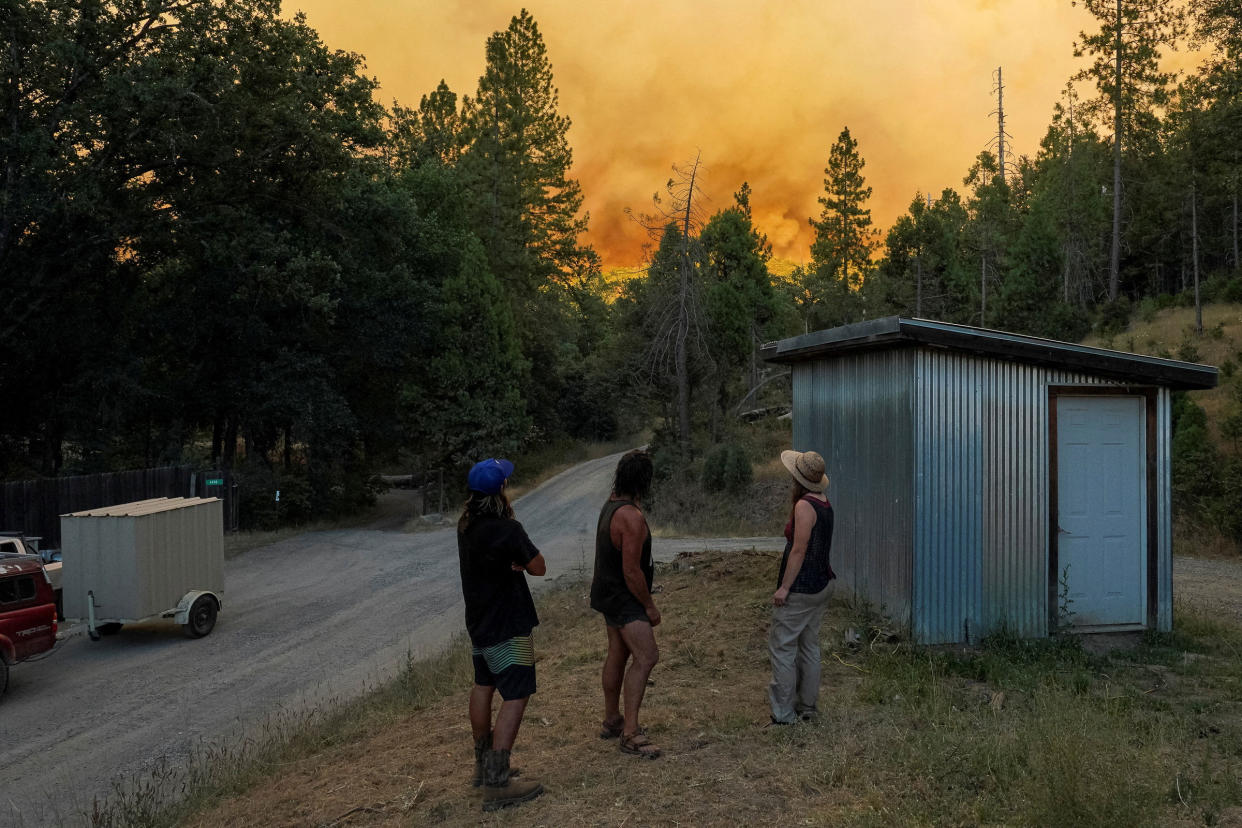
{"left": 469, "top": 684, "right": 494, "bottom": 742}
{"left": 492, "top": 697, "right": 529, "bottom": 751}
{"left": 602, "top": 625, "right": 629, "bottom": 728}
{"left": 618, "top": 619, "right": 659, "bottom": 736}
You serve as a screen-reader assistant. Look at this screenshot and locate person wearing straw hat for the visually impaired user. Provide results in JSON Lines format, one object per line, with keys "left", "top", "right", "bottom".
{"left": 457, "top": 458, "right": 546, "bottom": 811}
{"left": 768, "top": 449, "right": 836, "bottom": 725}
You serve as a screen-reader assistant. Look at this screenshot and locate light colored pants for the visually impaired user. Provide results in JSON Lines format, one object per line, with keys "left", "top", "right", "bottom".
{"left": 767, "top": 585, "right": 831, "bottom": 723}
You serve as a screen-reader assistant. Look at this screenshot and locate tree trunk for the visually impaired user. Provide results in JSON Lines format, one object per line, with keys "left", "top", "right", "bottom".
{"left": 674, "top": 155, "right": 699, "bottom": 455}
{"left": 1233, "top": 190, "right": 1239, "bottom": 273}
{"left": 916, "top": 256, "right": 923, "bottom": 317}
{"left": 980, "top": 254, "right": 987, "bottom": 326}
{"left": 1109, "top": 0, "right": 1123, "bottom": 303}
{"left": 211, "top": 414, "right": 224, "bottom": 468}
{"left": 1063, "top": 242, "right": 1071, "bottom": 304}
{"left": 222, "top": 416, "right": 239, "bottom": 469}
{"left": 1193, "top": 179, "right": 1202, "bottom": 336}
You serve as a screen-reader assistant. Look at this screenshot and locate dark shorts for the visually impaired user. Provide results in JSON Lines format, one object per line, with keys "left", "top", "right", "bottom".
{"left": 472, "top": 635, "right": 537, "bottom": 701}
{"left": 601, "top": 603, "right": 651, "bottom": 629}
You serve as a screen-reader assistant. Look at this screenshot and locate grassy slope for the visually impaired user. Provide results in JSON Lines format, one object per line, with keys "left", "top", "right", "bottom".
{"left": 1083, "top": 302, "right": 1239, "bottom": 441}
{"left": 155, "top": 551, "right": 1242, "bottom": 828}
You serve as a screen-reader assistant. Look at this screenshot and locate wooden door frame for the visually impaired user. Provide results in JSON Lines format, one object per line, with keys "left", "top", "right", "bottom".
{"left": 1047, "top": 385, "right": 1159, "bottom": 634}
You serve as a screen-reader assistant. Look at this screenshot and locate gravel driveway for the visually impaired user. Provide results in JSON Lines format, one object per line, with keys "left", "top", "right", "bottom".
{"left": 1174, "top": 555, "right": 1242, "bottom": 629}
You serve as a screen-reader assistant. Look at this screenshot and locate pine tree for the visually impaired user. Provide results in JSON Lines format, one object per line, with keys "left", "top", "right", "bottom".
{"left": 810, "top": 126, "right": 877, "bottom": 291}
{"left": 701, "top": 192, "right": 777, "bottom": 424}
{"left": 391, "top": 80, "right": 464, "bottom": 168}
{"left": 460, "top": 9, "right": 590, "bottom": 305}
{"left": 1074, "top": 0, "right": 1183, "bottom": 301}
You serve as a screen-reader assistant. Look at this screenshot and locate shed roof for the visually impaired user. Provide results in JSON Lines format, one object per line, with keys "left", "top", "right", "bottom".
{"left": 63, "top": 497, "right": 219, "bottom": 518}
{"left": 762, "top": 317, "right": 1218, "bottom": 390}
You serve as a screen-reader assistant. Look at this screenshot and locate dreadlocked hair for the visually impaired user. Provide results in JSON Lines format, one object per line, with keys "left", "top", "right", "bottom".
{"left": 458, "top": 490, "right": 514, "bottom": 534}
{"left": 612, "top": 449, "right": 654, "bottom": 501}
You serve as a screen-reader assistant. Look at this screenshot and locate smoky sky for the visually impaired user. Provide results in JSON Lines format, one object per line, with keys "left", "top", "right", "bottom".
{"left": 289, "top": 1, "right": 1103, "bottom": 268}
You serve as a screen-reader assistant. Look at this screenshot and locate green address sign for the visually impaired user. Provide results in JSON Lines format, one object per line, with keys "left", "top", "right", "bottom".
{"left": 205, "top": 478, "right": 225, "bottom": 486}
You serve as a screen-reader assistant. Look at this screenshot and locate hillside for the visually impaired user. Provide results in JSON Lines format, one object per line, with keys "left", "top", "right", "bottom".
{"left": 1083, "top": 302, "right": 1239, "bottom": 439}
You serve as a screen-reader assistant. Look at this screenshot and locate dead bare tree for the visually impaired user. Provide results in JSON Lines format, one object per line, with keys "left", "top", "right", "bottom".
{"left": 625, "top": 152, "right": 713, "bottom": 453}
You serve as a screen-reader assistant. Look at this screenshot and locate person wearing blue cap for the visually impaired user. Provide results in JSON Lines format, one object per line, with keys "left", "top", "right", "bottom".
{"left": 457, "top": 457, "right": 546, "bottom": 811}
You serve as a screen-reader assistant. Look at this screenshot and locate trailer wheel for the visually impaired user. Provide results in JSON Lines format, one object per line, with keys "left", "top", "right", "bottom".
{"left": 183, "top": 595, "right": 218, "bottom": 638}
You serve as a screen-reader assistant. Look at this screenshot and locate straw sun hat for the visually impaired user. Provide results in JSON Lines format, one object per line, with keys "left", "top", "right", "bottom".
{"left": 780, "top": 449, "right": 829, "bottom": 493}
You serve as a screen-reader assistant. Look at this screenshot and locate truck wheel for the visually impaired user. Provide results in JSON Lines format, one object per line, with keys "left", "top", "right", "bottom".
{"left": 97, "top": 622, "right": 123, "bottom": 636}
{"left": 0, "top": 660, "right": 8, "bottom": 697}
{"left": 183, "top": 595, "right": 217, "bottom": 638}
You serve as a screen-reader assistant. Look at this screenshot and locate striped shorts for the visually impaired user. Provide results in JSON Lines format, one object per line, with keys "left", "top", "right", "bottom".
{"left": 472, "top": 634, "right": 537, "bottom": 700}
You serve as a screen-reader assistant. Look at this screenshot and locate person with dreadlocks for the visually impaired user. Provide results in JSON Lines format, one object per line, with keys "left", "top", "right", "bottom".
{"left": 590, "top": 449, "right": 662, "bottom": 759}
{"left": 457, "top": 458, "right": 546, "bottom": 811}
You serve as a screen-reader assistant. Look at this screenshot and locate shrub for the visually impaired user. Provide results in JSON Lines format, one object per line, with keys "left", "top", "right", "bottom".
{"left": 702, "top": 443, "right": 752, "bottom": 494}
{"left": 722, "top": 445, "right": 753, "bottom": 493}
{"left": 701, "top": 445, "right": 730, "bottom": 492}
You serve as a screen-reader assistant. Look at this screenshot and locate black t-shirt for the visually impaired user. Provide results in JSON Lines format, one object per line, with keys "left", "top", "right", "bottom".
{"left": 457, "top": 515, "right": 541, "bottom": 647}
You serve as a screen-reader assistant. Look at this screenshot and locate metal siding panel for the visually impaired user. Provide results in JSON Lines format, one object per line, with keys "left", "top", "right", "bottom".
{"left": 793, "top": 350, "right": 914, "bottom": 631}
{"left": 911, "top": 354, "right": 1126, "bottom": 645}
{"left": 913, "top": 350, "right": 984, "bottom": 644}
{"left": 1157, "top": 388, "right": 1173, "bottom": 631}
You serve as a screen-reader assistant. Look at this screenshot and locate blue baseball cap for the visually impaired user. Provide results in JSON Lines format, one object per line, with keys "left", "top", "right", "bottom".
{"left": 467, "top": 458, "right": 514, "bottom": 495}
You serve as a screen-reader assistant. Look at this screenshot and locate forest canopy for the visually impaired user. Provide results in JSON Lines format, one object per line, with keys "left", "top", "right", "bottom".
{"left": 2, "top": 1, "right": 1240, "bottom": 532}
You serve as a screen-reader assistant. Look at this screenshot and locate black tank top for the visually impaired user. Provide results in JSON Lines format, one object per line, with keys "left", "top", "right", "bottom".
{"left": 777, "top": 495, "right": 835, "bottom": 593}
{"left": 590, "top": 498, "right": 653, "bottom": 615}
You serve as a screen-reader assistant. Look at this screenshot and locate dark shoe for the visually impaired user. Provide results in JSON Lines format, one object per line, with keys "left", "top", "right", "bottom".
{"left": 767, "top": 716, "right": 795, "bottom": 727}
{"left": 481, "top": 748, "right": 543, "bottom": 812}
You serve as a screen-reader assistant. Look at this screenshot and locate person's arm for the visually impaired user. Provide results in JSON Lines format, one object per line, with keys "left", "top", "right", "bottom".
{"left": 508, "top": 521, "right": 546, "bottom": 577}
{"left": 773, "top": 498, "right": 817, "bottom": 607}
{"left": 614, "top": 505, "right": 660, "bottom": 626}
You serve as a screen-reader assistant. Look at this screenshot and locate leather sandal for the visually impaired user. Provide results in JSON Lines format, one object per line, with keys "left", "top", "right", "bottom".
{"left": 619, "top": 731, "right": 661, "bottom": 759}
{"left": 598, "top": 716, "right": 625, "bottom": 739}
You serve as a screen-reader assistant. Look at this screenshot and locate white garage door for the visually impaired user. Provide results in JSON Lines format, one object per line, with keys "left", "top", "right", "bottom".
{"left": 1056, "top": 395, "right": 1147, "bottom": 629}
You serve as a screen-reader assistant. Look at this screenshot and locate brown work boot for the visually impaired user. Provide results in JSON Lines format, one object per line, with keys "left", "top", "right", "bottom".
{"left": 481, "top": 748, "right": 543, "bottom": 812}
{"left": 471, "top": 733, "right": 520, "bottom": 787}
{"left": 471, "top": 733, "right": 491, "bottom": 787}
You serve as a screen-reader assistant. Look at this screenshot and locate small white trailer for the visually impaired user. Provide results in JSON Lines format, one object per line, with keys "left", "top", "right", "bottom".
{"left": 60, "top": 497, "right": 224, "bottom": 640}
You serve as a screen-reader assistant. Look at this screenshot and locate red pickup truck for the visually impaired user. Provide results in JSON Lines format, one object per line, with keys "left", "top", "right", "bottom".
{"left": 0, "top": 555, "right": 58, "bottom": 697}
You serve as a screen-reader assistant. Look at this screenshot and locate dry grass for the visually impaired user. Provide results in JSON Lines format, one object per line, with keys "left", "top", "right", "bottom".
{"left": 157, "top": 550, "right": 1242, "bottom": 828}
{"left": 647, "top": 459, "right": 788, "bottom": 538}
{"left": 1084, "top": 302, "right": 1239, "bottom": 442}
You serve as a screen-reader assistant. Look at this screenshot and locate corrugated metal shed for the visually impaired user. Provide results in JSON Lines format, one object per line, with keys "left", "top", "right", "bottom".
{"left": 766, "top": 317, "right": 1215, "bottom": 644}
{"left": 61, "top": 497, "right": 224, "bottom": 620}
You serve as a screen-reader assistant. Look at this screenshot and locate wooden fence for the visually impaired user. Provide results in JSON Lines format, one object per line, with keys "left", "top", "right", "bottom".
{"left": 0, "top": 466, "right": 203, "bottom": 549}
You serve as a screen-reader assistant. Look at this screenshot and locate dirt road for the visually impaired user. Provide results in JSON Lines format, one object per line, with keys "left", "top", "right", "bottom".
{"left": 0, "top": 452, "right": 774, "bottom": 826}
